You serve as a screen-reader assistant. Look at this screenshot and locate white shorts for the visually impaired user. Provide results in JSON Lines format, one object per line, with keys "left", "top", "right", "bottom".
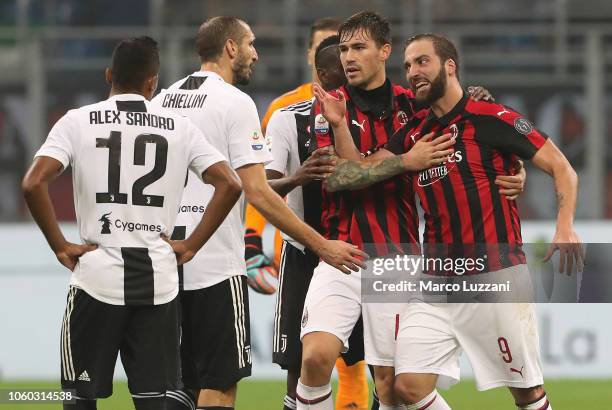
{"left": 362, "top": 300, "right": 404, "bottom": 366}
{"left": 300, "top": 261, "right": 401, "bottom": 366}
{"left": 300, "top": 261, "right": 361, "bottom": 353}
{"left": 396, "top": 268, "right": 543, "bottom": 391}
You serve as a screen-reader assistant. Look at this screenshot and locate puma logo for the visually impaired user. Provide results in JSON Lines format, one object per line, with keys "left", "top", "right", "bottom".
{"left": 510, "top": 365, "right": 524, "bottom": 378}
{"left": 410, "top": 132, "right": 419, "bottom": 143}
{"left": 497, "top": 109, "right": 510, "bottom": 117}
{"left": 351, "top": 119, "right": 366, "bottom": 132}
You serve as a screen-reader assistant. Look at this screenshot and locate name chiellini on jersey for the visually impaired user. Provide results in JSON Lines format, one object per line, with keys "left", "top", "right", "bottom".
{"left": 35, "top": 94, "right": 225, "bottom": 305}
{"left": 152, "top": 71, "right": 272, "bottom": 290}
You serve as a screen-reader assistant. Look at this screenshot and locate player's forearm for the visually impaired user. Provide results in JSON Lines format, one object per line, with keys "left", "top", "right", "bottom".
{"left": 267, "top": 176, "right": 299, "bottom": 197}
{"left": 551, "top": 163, "right": 578, "bottom": 231}
{"left": 22, "top": 181, "right": 68, "bottom": 253}
{"left": 331, "top": 122, "right": 363, "bottom": 161}
{"left": 245, "top": 184, "right": 325, "bottom": 253}
{"left": 186, "top": 182, "right": 242, "bottom": 251}
{"left": 325, "top": 155, "right": 407, "bottom": 192}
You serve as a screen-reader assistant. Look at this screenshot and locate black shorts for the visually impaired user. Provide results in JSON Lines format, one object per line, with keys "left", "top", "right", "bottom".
{"left": 272, "top": 241, "right": 364, "bottom": 369}
{"left": 179, "top": 275, "right": 251, "bottom": 390}
{"left": 60, "top": 286, "right": 180, "bottom": 398}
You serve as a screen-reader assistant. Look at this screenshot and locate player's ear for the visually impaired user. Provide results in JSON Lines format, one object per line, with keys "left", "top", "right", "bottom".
{"left": 146, "top": 74, "right": 159, "bottom": 99}
{"left": 446, "top": 58, "right": 457, "bottom": 77}
{"left": 316, "top": 68, "right": 327, "bottom": 84}
{"left": 380, "top": 43, "right": 392, "bottom": 61}
{"left": 105, "top": 68, "right": 113, "bottom": 86}
{"left": 307, "top": 46, "right": 315, "bottom": 67}
{"left": 225, "top": 38, "right": 238, "bottom": 59}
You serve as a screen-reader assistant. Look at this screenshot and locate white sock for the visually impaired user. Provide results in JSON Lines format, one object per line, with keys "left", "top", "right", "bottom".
{"left": 405, "top": 389, "right": 451, "bottom": 410}
{"left": 296, "top": 379, "right": 333, "bottom": 410}
{"left": 518, "top": 395, "right": 551, "bottom": 410}
{"left": 284, "top": 394, "right": 297, "bottom": 409}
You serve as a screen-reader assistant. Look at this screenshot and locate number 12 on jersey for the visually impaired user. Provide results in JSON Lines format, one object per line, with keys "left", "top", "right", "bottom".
{"left": 96, "top": 131, "right": 168, "bottom": 207}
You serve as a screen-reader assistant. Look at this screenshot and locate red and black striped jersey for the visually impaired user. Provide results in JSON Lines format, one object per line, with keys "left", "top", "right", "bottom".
{"left": 310, "top": 80, "right": 420, "bottom": 256}
{"left": 386, "top": 92, "right": 548, "bottom": 272}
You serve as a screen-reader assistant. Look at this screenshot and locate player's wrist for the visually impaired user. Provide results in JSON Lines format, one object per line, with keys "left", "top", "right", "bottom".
{"left": 400, "top": 152, "right": 417, "bottom": 171}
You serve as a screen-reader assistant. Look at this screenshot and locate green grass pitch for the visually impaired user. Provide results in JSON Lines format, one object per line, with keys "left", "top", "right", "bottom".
{"left": 1, "top": 379, "right": 611, "bottom": 409}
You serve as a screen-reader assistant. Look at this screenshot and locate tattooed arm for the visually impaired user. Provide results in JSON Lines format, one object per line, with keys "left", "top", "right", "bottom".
{"left": 326, "top": 155, "right": 407, "bottom": 192}
{"left": 325, "top": 132, "right": 455, "bottom": 192}
{"left": 531, "top": 139, "right": 582, "bottom": 273}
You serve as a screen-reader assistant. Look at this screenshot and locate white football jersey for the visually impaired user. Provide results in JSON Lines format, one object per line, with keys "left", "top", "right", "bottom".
{"left": 152, "top": 71, "right": 272, "bottom": 290}
{"left": 35, "top": 93, "right": 225, "bottom": 305}
{"left": 264, "top": 99, "right": 315, "bottom": 251}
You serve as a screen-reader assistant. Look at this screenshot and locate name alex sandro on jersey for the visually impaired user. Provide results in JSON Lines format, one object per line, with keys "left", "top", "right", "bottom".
{"left": 89, "top": 110, "right": 175, "bottom": 130}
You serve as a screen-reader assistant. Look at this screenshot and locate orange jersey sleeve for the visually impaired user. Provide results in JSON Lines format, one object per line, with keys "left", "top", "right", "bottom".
{"left": 261, "top": 83, "right": 313, "bottom": 133}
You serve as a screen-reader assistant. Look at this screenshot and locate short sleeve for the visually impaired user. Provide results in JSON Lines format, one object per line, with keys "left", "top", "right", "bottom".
{"left": 473, "top": 104, "right": 548, "bottom": 159}
{"left": 226, "top": 94, "right": 273, "bottom": 169}
{"left": 264, "top": 110, "right": 292, "bottom": 175}
{"left": 185, "top": 120, "right": 227, "bottom": 180}
{"left": 34, "top": 110, "right": 77, "bottom": 170}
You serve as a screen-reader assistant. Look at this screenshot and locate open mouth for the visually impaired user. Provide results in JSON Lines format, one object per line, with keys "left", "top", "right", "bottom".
{"left": 345, "top": 66, "right": 360, "bottom": 76}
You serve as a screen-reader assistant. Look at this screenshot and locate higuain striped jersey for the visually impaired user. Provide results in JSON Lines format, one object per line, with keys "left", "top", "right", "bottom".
{"left": 34, "top": 93, "right": 225, "bottom": 305}
{"left": 386, "top": 92, "right": 549, "bottom": 272}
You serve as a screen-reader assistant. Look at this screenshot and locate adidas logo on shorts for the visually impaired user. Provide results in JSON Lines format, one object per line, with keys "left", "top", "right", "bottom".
{"left": 78, "top": 371, "right": 91, "bottom": 382}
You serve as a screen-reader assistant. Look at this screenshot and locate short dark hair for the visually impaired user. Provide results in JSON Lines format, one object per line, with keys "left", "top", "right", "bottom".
{"left": 338, "top": 11, "right": 390, "bottom": 47}
{"left": 314, "top": 35, "right": 339, "bottom": 68}
{"left": 406, "top": 33, "right": 460, "bottom": 74}
{"left": 309, "top": 17, "right": 341, "bottom": 48}
{"left": 111, "top": 36, "right": 159, "bottom": 89}
{"left": 196, "top": 16, "right": 247, "bottom": 62}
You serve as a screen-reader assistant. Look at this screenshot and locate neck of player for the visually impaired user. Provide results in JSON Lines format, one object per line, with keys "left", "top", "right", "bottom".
{"left": 431, "top": 80, "right": 463, "bottom": 118}
{"left": 200, "top": 61, "right": 235, "bottom": 85}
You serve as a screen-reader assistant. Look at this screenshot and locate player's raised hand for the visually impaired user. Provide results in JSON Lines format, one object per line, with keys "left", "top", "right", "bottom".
{"left": 543, "top": 229, "right": 585, "bottom": 275}
{"left": 161, "top": 234, "right": 196, "bottom": 265}
{"left": 55, "top": 242, "right": 98, "bottom": 271}
{"left": 318, "top": 240, "right": 368, "bottom": 274}
{"left": 313, "top": 82, "right": 346, "bottom": 127}
{"left": 401, "top": 132, "right": 456, "bottom": 171}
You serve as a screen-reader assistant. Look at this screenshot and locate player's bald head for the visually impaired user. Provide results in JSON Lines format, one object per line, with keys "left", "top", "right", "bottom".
{"left": 196, "top": 16, "right": 249, "bottom": 62}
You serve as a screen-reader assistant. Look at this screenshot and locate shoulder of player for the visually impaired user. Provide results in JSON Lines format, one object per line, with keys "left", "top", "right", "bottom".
{"left": 271, "top": 83, "right": 311, "bottom": 105}
{"left": 162, "top": 75, "right": 192, "bottom": 91}
{"left": 464, "top": 99, "right": 528, "bottom": 129}
{"left": 391, "top": 83, "right": 414, "bottom": 98}
{"left": 280, "top": 98, "right": 313, "bottom": 114}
